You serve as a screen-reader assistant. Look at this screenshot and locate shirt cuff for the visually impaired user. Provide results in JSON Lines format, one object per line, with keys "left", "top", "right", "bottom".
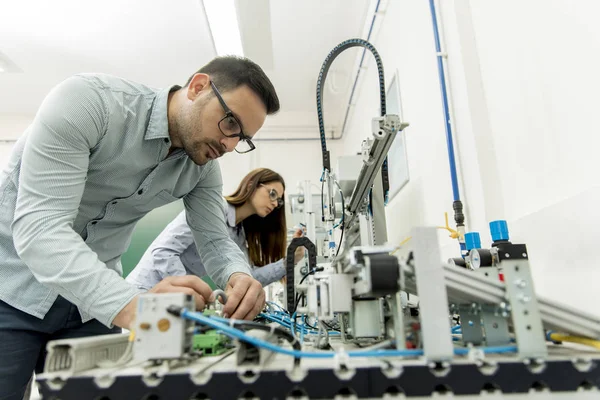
{"left": 219, "top": 263, "right": 253, "bottom": 289}
{"left": 81, "top": 274, "right": 145, "bottom": 327}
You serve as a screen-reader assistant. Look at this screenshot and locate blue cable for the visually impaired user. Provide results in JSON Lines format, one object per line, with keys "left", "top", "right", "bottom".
{"left": 453, "top": 346, "right": 517, "bottom": 355}
{"left": 181, "top": 309, "right": 517, "bottom": 358}
{"left": 429, "top": 0, "right": 467, "bottom": 254}
{"left": 428, "top": 0, "right": 460, "bottom": 203}
{"left": 183, "top": 309, "right": 421, "bottom": 358}
{"left": 266, "top": 301, "right": 287, "bottom": 313}
{"left": 260, "top": 313, "right": 310, "bottom": 334}
{"left": 269, "top": 312, "right": 341, "bottom": 336}
{"left": 261, "top": 314, "right": 292, "bottom": 329}
{"left": 291, "top": 312, "right": 297, "bottom": 337}
{"left": 259, "top": 312, "right": 340, "bottom": 335}
{"left": 215, "top": 313, "right": 315, "bottom": 335}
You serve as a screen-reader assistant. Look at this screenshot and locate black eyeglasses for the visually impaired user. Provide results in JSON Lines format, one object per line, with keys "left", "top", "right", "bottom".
{"left": 210, "top": 81, "right": 255, "bottom": 154}
{"left": 261, "top": 184, "right": 284, "bottom": 209}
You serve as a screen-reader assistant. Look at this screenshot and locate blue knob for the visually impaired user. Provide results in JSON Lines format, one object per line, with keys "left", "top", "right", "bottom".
{"left": 490, "top": 220, "right": 509, "bottom": 242}
{"left": 464, "top": 232, "right": 481, "bottom": 251}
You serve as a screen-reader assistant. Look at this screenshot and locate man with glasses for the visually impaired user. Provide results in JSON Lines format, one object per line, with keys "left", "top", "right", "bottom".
{"left": 0, "top": 56, "right": 278, "bottom": 399}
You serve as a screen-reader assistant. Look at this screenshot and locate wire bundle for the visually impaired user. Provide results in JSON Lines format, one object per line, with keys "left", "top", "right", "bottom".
{"left": 168, "top": 307, "right": 518, "bottom": 359}
{"left": 260, "top": 304, "right": 339, "bottom": 337}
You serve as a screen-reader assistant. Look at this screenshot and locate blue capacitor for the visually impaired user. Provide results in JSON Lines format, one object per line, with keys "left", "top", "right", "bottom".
{"left": 489, "top": 220, "right": 509, "bottom": 242}
{"left": 464, "top": 232, "right": 481, "bottom": 251}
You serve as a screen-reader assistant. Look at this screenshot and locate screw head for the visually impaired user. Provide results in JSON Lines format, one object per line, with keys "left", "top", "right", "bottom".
{"left": 157, "top": 318, "right": 171, "bottom": 332}
{"left": 139, "top": 322, "right": 151, "bottom": 331}
{"left": 519, "top": 295, "right": 531, "bottom": 304}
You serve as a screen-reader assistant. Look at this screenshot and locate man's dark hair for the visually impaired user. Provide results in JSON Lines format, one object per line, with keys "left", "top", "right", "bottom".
{"left": 185, "top": 56, "right": 280, "bottom": 115}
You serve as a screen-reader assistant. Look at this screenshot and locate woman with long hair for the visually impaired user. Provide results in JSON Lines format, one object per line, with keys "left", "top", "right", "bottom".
{"left": 126, "top": 168, "right": 303, "bottom": 290}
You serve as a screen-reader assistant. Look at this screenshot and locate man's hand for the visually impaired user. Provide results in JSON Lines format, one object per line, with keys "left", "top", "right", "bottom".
{"left": 149, "top": 275, "right": 213, "bottom": 310}
{"left": 113, "top": 275, "right": 213, "bottom": 329}
{"left": 222, "top": 272, "right": 265, "bottom": 320}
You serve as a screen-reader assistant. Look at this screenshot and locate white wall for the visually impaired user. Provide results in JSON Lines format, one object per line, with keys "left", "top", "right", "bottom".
{"left": 219, "top": 139, "right": 340, "bottom": 196}
{"left": 0, "top": 114, "right": 33, "bottom": 169}
{"left": 342, "top": 0, "right": 600, "bottom": 315}
{"left": 0, "top": 142, "right": 16, "bottom": 170}
{"left": 467, "top": 0, "right": 600, "bottom": 315}
{"left": 341, "top": 0, "right": 459, "bottom": 249}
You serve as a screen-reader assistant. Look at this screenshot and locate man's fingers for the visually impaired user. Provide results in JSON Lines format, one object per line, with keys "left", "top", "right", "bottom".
{"left": 242, "top": 290, "right": 266, "bottom": 320}
{"left": 230, "top": 283, "right": 263, "bottom": 320}
{"left": 207, "top": 292, "right": 216, "bottom": 303}
{"left": 168, "top": 275, "right": 213, "bottom": 300}
{"left": 167, "top": 286, "right": 206, "bottom": 310}
{"left": 222, "top": 282, "right": 247, "bottom": 317}
{"left": 148, "top": 277, "right": 208, "bottom": 311}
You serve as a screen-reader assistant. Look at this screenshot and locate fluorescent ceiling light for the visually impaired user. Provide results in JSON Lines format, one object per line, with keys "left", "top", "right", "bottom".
{"left": 203, "top": 0, "right": 244, "bottom": 57}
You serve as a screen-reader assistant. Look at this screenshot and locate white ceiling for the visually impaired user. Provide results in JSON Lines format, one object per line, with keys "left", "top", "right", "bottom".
{"left": 0, "top": 0, "right": 371, "bottom": 138}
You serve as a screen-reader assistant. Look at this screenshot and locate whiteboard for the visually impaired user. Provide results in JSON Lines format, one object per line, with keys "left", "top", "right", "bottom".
{"left": 386, "top": 71, "right": 409, "bottom": 203}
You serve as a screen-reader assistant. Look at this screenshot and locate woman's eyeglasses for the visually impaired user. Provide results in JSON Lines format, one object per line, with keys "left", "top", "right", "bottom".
{"left": 261, "top": 184, "right": 284, "bottom": 209}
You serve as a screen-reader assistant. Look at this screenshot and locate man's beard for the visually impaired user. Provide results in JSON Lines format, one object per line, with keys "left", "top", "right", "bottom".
{"left": 183, "top": 141, "right": 208, "bottom": 165}
{"left": 178, "top": 115, "right": 209, "bottom": 165}
{"left": 181, "top": 132, "right": 223, "bottom": 166}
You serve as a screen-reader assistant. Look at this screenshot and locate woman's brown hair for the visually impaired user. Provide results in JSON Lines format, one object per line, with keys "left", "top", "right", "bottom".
{"left": 225, "top": 168, "right": 286, "bottom": 267}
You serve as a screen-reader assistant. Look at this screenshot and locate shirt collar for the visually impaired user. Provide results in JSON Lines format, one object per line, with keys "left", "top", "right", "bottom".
{"left": 145, "top": 85, "right": 181, "bottom": 141}
{"left": 225, "top": 201, "right": 238, "bottom": 228}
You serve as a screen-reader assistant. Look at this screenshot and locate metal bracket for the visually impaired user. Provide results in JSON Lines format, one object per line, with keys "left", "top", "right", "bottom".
{"left": 503, "top": 259, "right": 547, "bottom": 359}
{"left": 480, "top": 304, "right": 511, "bottom": 346}
{"left": 459, "top": 304, "right": 484, "bottom": 345}
{"left": 389, "top": 292, "right": 406, "bottom": 350}
{"left": 412, "top": 227, "right": 454, "bottom": 361}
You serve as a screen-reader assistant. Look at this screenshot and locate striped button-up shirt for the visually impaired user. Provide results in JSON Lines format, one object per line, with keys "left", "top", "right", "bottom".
{"left": 0, "top": 74, "right": 252, "bottom": 327}
{"left": 126, "top": 204, "right": 286, "bottom": 290}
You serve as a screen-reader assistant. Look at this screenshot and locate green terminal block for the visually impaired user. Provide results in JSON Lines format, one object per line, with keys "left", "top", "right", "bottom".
{"left": 193, "top": 330, "right": 229, "bottom": 356}
{"left": 192, "top": 310, "right": 229, "bottom": 356}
